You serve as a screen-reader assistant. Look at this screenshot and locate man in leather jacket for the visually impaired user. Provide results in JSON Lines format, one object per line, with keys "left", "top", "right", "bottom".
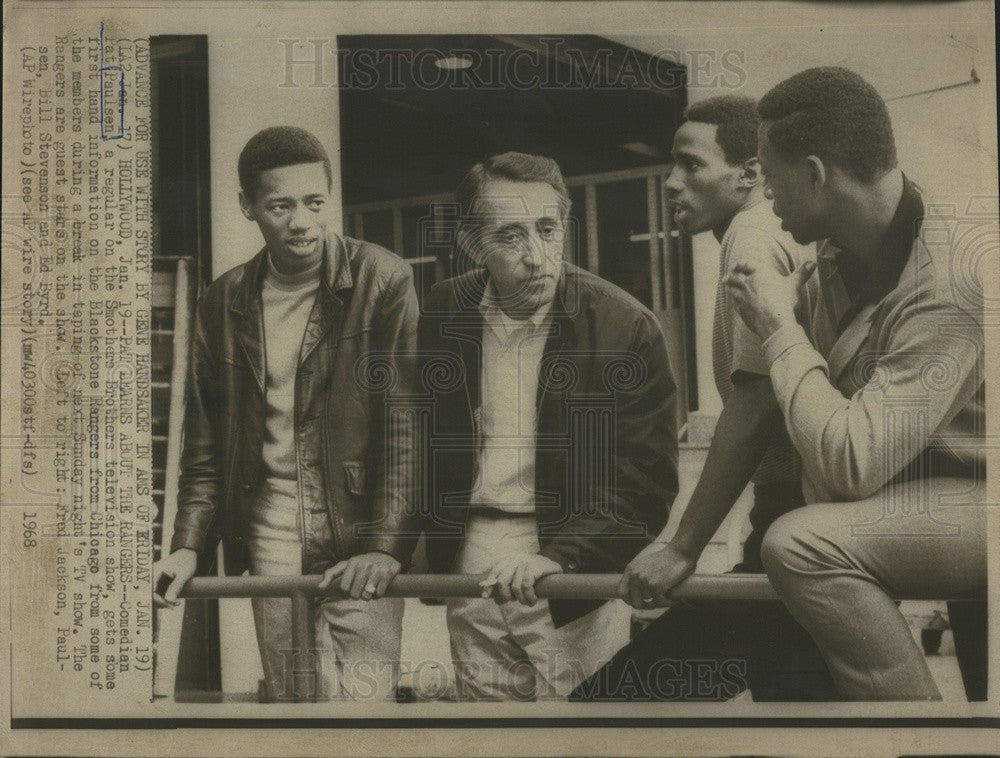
{"left": 153, "top": 126, "right": 420, "bottom": 702}
{"left": 419, "top": 152, "right": 678, "bottom": 699}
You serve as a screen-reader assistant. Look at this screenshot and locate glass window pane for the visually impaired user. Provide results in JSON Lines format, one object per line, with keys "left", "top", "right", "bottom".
{"left": 360, "top": 209, "right": 394, "bottom": 252}
{"left": 595, "top": 179, "right": 652, "bottom": 309}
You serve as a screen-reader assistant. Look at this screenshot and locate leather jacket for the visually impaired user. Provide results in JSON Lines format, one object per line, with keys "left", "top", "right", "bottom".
{"left": 171, "top": 233, "right": 420, "bottom": 575}
{"left": 418, "top": 263, "right": 679, "bottom": 626}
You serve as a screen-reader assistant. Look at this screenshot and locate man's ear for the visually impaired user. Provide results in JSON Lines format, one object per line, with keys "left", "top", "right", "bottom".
{"left": 739, "top": 157, "right": 763, "bottom": 188}
{"left": 238, "top": 190, "right": 255, "bottom": 221}
{"left": 804, "top": 155, "right": 827, "bottom": 193}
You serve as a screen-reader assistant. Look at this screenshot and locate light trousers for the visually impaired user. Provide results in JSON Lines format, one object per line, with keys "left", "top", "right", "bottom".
{"left": 248, "top": 477, "right": 404, "bottom": 702}
{"left": 760, "top": 476, "right": 987, "bottom": 700}
{"left": 446, "top": 514, "right": 631, "bottom": 700}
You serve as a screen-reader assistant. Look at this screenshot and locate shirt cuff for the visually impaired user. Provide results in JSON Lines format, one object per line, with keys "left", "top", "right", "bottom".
{"left": 763, "top": 324, "right": 828, "bottom": 399}
{"left": 763, "top": 323, "right": 812, "bottom": 365}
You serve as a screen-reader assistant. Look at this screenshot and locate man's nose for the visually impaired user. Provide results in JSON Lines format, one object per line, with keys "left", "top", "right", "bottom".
{"left": 664, "top": 169, "right": 683, "bottom": 196}
{"left": 522, "top": 238, "right": 545, "bottom": 268}
{"left": 289, "top": 204, "right": 312, "bottom": 230}
{"left": 524, "top": 232, "right": 560, "bottom": 270}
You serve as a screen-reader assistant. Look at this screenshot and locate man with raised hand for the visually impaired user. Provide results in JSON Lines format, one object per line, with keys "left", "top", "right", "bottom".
{"left": 575, "top": 96, "right": 836, "bottom": 702}
{"left": 726, "top": 67, "right": 986, "bottom": 700}
{"left": 153, "top": 126, "right": 420, "bottom": 701}
{"left": 420, "top": 152, "right": 678, "bottom": 700}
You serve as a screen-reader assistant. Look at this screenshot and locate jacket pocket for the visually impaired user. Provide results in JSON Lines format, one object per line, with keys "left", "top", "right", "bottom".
{"left": 342, "top": 460, "right": 367, "bottom": 496}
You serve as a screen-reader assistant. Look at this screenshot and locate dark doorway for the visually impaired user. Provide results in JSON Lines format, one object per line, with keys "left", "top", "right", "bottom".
{"left": 337, "top": 35, "right": 686, "bottom": 204}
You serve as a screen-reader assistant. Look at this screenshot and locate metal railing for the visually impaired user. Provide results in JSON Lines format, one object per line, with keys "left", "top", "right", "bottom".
{"left": 176, "top": 574, "right": 984, "bottom": 702}
{"left": 178, "top": 573, "right": 778, "bottom": 701}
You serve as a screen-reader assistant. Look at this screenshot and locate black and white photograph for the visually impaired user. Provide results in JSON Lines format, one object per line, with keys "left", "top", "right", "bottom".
{"left": 2, "top": 1, "right": 997, "bottom": 756}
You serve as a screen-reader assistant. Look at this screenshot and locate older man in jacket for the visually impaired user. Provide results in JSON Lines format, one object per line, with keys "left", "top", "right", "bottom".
{"left": 419, "top": 152, "right": 678, "bottom": 700}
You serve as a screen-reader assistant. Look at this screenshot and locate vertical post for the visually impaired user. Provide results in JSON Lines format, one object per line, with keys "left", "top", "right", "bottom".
{"left": 585, "top": 183, "right": 599, "bottom": 274}
{"left": 393, "top": 205, "right": 404, "bottom": 257}
{"left": 646, "top": 175, "right": 663, "bottom": 312}
{"left": 153, "top": 258, "right": 192, "bottom": 699}
{"left": 290, "top": 590, "right": 317, "bottom": 702}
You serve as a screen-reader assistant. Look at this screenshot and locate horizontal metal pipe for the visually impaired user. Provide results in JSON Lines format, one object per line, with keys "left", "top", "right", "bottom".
{"left": 179, "top": 573, "right": 781, "bottom": 601}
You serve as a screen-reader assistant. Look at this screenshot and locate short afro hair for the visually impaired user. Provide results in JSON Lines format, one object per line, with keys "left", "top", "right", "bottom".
{"left": 683, "top": 95, "right": 760, "bottom": 165}
{"left": 455, "top": 152, "right": 571, "bottom": 222}
{"left": 238, "top": 126, "right": 332, "bottom": 200}
{"left": 758, "top": 67, "right": 897, "bottom": 183}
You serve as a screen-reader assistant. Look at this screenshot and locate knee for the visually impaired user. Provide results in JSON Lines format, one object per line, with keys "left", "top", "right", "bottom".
{"left": 760, "top": 512, "right": 799, "bottom": 580}
{"left": 760, "top": 507, "right": 834, "bottom": 581}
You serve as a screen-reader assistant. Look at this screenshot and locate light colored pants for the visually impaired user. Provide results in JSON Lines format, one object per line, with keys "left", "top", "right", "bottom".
{"left": 760, "top": 476, "right": 988, "bottom": 700}
{"left": 446, "top": 514, "right": 630, "bottom": 700}
{"left": 248, "top": 478, "right": 404, "bottom": 702}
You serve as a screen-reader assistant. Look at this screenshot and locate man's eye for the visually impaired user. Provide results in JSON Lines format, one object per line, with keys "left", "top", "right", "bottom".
{"left": 269, "top": 204, "right": 289, "bottom": 213}
{"left": 494, "top": 228, "right": 523, "bottom": 244}
{"left": 308, "top": 199, "right": 325, "bottom": 210}
{"left": 539, "top": 226, "right": 558, "bottom": 241}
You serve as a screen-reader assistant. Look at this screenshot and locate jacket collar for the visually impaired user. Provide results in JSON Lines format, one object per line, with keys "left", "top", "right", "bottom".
{"left": 454, "top": 261, "right": 580, "bottom": 345}
{"left": 231, "top": 230, "right": 355, "bottom": 317}
{"left": 479, "top": 281, "right": 553, "bottom": 332}
{"left": 323, "top": 232, "right": 356, "bottom": 299}
{"left": 228, "top": 230, "right": 355, "bottom": 392}
{"left": 450, "top": 263, "right": 580, "bottom": 418}
{"left": 821, "top": 176, "right": 925, "bottom": 384}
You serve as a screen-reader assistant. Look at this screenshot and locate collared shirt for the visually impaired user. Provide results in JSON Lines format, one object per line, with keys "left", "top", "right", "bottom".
{"left": 470, "top": 284, "right": 553, "bottom": 514}
{"left": 762, "top": 174, "right": 985, "bottom": 502}
{"left": 712, "top": 198, "right": 813, "bottom": 485}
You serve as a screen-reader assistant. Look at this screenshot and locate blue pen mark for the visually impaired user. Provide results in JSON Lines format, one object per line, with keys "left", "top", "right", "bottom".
{"left": 99, "top": 22, "right": 125, "bottom": 140}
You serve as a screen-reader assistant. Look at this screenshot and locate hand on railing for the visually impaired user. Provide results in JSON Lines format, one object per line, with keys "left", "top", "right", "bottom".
{"left": 153, "top": 547, "right": 198, "bottom": 608}
{"left": 478, "top": 553, "right": 563, "bottom": 605}
{"left": 317, "top": 551, "right": 402, "bottom": 600}
{"left": 618, "top": 541, "right": 698, "bottom": 610}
